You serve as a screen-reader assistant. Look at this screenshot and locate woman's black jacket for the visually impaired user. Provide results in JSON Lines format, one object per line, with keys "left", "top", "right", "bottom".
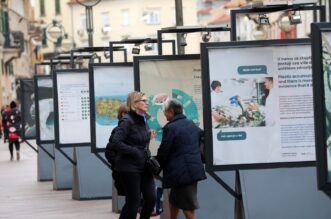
{"left": 111, "top": 110, "right": 151, "bottom": 173}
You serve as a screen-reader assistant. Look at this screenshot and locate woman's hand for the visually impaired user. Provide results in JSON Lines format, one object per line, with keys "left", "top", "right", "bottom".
{"left": 150, "top": 129, "right": 156, "bottom": 139}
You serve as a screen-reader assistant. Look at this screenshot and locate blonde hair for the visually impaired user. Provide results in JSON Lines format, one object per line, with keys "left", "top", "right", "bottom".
{"left": 117, "top": 103, "right": 129, "bottom": 120}
{"left": 127, "top": 91, "right": 145, "bottom": 111}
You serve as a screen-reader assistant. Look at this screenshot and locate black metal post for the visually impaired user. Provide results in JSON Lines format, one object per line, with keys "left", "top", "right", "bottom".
{"left": 175, "top": 0, "right": 185, "bottom": 54}
{"left": 157, "top": 30, "right": 163, "bottom": 55}
{"left": 86, "top": 6, "right": 94, "bottom": 47}
{"left": 109, "top": 42, "right": 114, "bottom": 63}
{"left": 234, "top": 170, "right": 245, "bottom": 219}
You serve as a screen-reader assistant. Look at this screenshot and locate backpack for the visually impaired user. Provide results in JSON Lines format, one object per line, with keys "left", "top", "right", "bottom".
{"left": 105, "top": 126, "right": 126, "bottom": 195}
{"left": 105, "top": 126, "right": 119, "bottom": 168}
{"left": 6, "top": 109, "right": 21, "bottom": 141}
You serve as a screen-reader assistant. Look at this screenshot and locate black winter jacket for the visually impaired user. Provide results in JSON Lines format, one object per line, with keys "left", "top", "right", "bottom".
{"left": 111, "top": 110, "right": 151, "bottom": 173}
{"left": 156, "top": 114, "right": 206, "bottom": 188}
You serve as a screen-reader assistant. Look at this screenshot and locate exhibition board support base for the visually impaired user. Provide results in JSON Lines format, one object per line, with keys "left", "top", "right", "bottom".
{"left": 208, "top": 170, "right": 245, "bottom": 219}
{"left": 72, "top": 147, "right": 112, "bottom": 200}
{"left": 37, "top": 143, "right": 54, "bottom": 182}
{"left": 24, "top": 140, "right": 38, "bottom": 153}
{"left": 208, "top": 170, "right": 241, "bottom": 199}
{"left": 56, "top": 147, "right": 77, "bottom": 166}
{"left": 53, "top": 146, "right": 74, "bottom": 190}
{"left": 37, "top": 143, "right": 55, "bottom": 160}
{"left": 93, "top": 152, "right": 112, "bottom": 170}
{"left": 324, "top": 190, "right": 331, "bottom": 199}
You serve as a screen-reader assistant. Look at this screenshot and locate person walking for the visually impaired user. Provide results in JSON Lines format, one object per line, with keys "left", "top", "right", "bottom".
{"left": 5, "top": 101, "right": 22, "bottom": 161}
{"left": 111, "top": 91, "right": 156, "bottom": 219}
{"left": 2, "top": 105, "right": 11, "bottom": 143}
{"left": 156, "top": 99, "right": 206, "bottom": 219}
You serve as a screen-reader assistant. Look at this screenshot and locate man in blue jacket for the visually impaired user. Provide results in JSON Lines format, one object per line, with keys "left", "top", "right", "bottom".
{"left": 156, "top": 99, "right": 206, "bottom": 219}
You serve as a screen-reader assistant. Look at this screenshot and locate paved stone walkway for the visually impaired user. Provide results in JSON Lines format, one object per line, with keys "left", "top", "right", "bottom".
{"left": 0, "top": 139, "right": 119, "bottom": 219}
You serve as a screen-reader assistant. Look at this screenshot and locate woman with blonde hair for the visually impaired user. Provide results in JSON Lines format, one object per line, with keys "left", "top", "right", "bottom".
{"left": 111, "top": 91, "right": 156, "bottom": 219}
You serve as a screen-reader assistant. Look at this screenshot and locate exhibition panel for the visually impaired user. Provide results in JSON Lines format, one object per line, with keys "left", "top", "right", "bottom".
{"left": 311, "top": 22, "right": 331, "bottom": 193}
{"left": 134, "top": 55, "right": 202, "bottom": 155}
{"left": 89, "top": 63, "right": 134, "bottom": 153}
{"left": 201, "top": 39, "right": 315, "bottom": 171}
{"left": 35, "top": 75, "right": 55, "bottom": 145}
{"left": 53, "top": 69, "right": 91, "bottom": 147}
{"left": 20, "top": 79, "right": 36, "bottom": 140}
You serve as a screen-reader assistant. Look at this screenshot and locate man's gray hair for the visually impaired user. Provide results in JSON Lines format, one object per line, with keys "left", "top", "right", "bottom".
{"left": 164, "top": 99, "right": 183, "bottom": 115}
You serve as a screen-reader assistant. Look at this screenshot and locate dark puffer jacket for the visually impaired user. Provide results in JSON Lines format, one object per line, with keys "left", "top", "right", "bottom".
{"left": 156, "top": 114, "right": 206, "bottom": 188}
{"left": 111, "top": 110, "right": 151, "bottom": 173}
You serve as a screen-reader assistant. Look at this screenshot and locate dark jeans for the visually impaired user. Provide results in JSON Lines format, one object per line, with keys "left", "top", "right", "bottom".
{"left": 9, "top": 140, "right": 20, "bottom": 156}
{"left": 119, "top": 171, "right": 156, "bottom": 219}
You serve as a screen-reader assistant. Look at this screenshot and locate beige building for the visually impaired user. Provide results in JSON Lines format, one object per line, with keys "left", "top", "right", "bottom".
{"left": 33, "top": 0, "right": 203, "bottom": 62}
{"left": 0, "top": 0, "right": 35, "bottom": 107}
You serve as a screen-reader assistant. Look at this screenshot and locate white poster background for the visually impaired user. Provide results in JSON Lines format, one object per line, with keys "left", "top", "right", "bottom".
{"left": 208, "top": 44, "right": 315, "bottom": 166}
{"left": 56, "top": 72, "right": 91, "bottom": 144}
{"left": 139, "top": 59, "right": 203, "bottom": 155}
{"left": 93, "top": 66, "right": 134, "bottom": 149}
{"left": 37, "top": 77, "right": 54, "bottom": 141}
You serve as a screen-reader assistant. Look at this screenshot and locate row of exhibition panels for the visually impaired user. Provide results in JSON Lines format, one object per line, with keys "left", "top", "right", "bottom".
{"left": 17, "top": 22, "right": 331, "bottom": 217}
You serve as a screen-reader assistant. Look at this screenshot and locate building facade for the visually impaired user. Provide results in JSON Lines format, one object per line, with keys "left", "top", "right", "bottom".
{"left": 0, "top": 0, "right": 34, "bottom": 107}
{"left": 33, "top": 0, "right": 203, "bottom": 62}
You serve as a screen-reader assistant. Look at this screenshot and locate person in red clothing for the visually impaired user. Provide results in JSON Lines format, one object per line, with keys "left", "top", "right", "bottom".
{"left": 4, "top": 101, "right": 22, "bottom": 161}
{"left": 2, "top": 105, "right": 11, "bottom": 143}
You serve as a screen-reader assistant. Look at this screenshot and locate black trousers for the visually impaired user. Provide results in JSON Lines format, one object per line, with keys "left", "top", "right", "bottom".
{"left": 119, "top": 171, "right": 156, "bottom": 219}
{"left": 9, "top": 140, "right": 20, "bottom": 156}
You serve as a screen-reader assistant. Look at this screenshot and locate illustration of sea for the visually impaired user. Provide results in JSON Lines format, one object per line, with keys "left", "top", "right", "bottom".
{"left": 95, "top": 95, "right": 127, "bottom": 126}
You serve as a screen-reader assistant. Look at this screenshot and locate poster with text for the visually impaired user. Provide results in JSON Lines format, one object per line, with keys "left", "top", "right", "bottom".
{"left": 321, "top": 32, "right": 331, "bottom": 182}
{"left": 56, "top": 72, "right": 90, "bottom": 144}
{"left": 138, "top": 58, "right": 203, "bottom": 155}
{"left": 208, "top": 44, "right": 315, "bottom": 166}
{"left": 36, "top": 77, "right": 54, "bottom": 142}
{"left": 93, "top": 65, "right": 133, "bottom": 150}
{"left": 21, "top": 79, "right": 36, "bottom": 139}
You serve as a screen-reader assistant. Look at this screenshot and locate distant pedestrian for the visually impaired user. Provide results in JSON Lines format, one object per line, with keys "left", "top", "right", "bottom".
{"left": 156, "top": 99, "right": 206, "bottom": 219}
{"left": 5, "top": 101, "right": 22, "bottom": 161}
{"left": 2, "top": 105, "right": 11, "bottom": 143}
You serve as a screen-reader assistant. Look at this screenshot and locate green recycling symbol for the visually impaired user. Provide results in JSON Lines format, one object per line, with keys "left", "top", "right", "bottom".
{"left": 147, "top": 89, "right": 200, "bottom": 142}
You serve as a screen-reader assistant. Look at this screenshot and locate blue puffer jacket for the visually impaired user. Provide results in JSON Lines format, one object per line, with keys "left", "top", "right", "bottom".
{"left": 156, "top": 114, "right": 206, "bottom": 188}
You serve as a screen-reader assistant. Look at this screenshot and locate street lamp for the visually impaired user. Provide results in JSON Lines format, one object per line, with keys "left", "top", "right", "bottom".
{"left": 46, "top": 20, "right": 65, "bottom": 41}
{"left": 76, "top": 0, "right": 101, "bottom": 47}
{"left": 43, "top": 20, "right": 75, "bottom": 53}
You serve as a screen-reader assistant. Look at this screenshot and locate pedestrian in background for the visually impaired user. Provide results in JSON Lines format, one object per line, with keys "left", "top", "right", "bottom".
{"left": 2, "top": 105, "right": 10, "bottom": 143}
{"left": 156, "top": 99, "right": 206, "bottom": 219}
{"left": 5, "top": 101, "right": 22, "bottom": 161}
{"left": 111, "top": 91, "right": 156, "bottom": 219}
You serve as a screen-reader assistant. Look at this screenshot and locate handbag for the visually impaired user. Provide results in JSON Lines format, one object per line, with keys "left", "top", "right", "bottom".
{"left": 146, "top": 156, "right": 161, "bottom": 175}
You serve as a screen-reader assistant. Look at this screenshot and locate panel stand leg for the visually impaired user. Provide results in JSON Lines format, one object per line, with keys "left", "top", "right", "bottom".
{"left": 72, "top": 147, "right": 112, "bottom": 200}
{"left": 37, "top": 143, "right": 54, "bottom": 181}
{"left": 52, "top": 146, "right": 74, "bottom": 190}
{"left": 235, "top": 170, "right": 245, "bottom": 219}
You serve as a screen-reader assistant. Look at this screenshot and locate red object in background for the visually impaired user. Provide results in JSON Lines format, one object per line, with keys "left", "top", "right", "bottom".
{"left": 280, "top": 27, "right": 297, "bottom": 39}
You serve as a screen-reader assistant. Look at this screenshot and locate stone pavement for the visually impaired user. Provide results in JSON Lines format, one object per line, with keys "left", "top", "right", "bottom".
{"left": 0, "top": 139, "right": 119, "bottom": 219}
